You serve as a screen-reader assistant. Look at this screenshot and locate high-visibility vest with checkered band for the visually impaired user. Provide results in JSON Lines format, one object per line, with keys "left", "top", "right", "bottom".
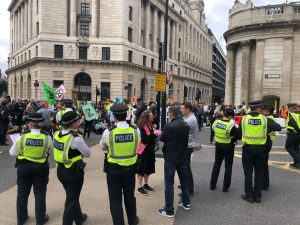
{"left": 212, "top": 120, "right": 234, "bottom": 144}
{"left": 107, "top": 127, "right": 139, "bottom": 166}
{"left": 17, "top": 133, "right": 50, "bottom": 163}
{"left": 242, "top": 114, "right": 267, "bottom": 145}
{"left": 53, "top": 131, "right": 83, "bottom": 168}
{"left": 267, "top": 115, "right": 276, "bottom": 142}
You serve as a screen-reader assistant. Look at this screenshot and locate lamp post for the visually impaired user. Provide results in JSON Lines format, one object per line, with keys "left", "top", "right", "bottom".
{"left": 34, "top": 80, "right": 39, "bottom": 100}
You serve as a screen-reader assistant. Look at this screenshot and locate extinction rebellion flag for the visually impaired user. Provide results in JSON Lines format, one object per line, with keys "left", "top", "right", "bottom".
{"left": 42, "top": 82, "right": 57, "bottom": 105}
{"left": 82, "top": 103, "right": 99, "bottom": 121}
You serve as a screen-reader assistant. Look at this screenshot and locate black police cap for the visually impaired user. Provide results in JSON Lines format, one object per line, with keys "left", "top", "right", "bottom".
{"left": 110, "top": 103, "right": 128, "bottom": 115}
{"left": 225, "top": 108, "right": 235, "bottom": 117}
{"left": 62, "top": 99, "right": 73, "bottom": 105}
{"left": 26, "top": 113, "right": 45, "bottom": 122}
{"left": 61, "top": 111, "right": 81, "bottom": 126}
{"left": 248, "top": 100, "right": 263, "bottom": 108}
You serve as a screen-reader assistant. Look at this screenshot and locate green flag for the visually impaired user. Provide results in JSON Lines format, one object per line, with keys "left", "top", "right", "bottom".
{"left": 42, "top": 82, "right": 57, "bottom": 105}
{"left": 82, "top": 103, "right": 98, "bottom": 121}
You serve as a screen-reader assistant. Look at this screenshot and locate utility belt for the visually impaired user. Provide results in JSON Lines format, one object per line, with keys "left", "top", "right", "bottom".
{"left": 106, "top": 162, "right": 136, "bottom": 171}
{"left": 15, "top": 158, "right": 48, "bottom": 168}
{"left": 56, "top": 160, "right": 86, "bottom": 172}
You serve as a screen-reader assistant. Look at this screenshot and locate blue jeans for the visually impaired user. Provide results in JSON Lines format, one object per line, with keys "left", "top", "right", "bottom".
{"left": 164, "top": 160, "right": 190, "bottom": 214}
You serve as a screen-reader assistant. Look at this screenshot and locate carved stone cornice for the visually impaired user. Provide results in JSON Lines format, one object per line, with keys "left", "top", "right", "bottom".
{"left": 240, "top": 40, "right": 251, "bottom": 48}
{"left": 226, "top": 44, "right": 236, "bottom": 51}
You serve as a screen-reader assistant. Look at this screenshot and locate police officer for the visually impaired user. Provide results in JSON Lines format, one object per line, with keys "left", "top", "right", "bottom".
{"left": 56, "top": 99, "right": 74, "bottom": 124}
{"left": 261, "top": 105, "right": 281, "bottom": 190}
{"left": 53, "top": 111, "right": 91, "bottom": 225}
{"left": 240, "top": 100, "right": 281, "bottom": 203}
{"left": 285, "top": 103, "right": 300, "bottom": 169}
{"left": 9, "top": 113, "right": 52, "bottom": 225}
{"left": 210, "top": 108, "right": 238, "bottom": 192}
{"left": 100, "top": 103, "right": 140, "bottom": 225}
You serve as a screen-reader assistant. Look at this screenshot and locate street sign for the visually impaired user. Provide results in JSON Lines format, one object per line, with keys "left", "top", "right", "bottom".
{"left": 155, "top": 74, "right": 166, "bottom": 92}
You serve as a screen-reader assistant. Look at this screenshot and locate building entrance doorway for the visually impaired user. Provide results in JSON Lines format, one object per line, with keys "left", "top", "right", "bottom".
{"left": 263, "top": 95, "right": 280, "bottom": 116}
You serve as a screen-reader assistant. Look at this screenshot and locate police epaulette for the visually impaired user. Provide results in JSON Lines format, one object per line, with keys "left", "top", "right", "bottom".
{"left": 109, "top": 126, "right": 117, "bottom": 131}
{"left": 130, "top": 124, "right": 137, "bottom": 129}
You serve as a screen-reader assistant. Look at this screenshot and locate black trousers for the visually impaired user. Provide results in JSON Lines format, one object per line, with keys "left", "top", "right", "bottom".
{"left": 186, "top": 148, "right": 194, "bottom": 193}
{"left": 17, "top": 162, "right": 49, "bottom": 225}
{"left": 0, "top": 124, "right": 8, "bottom": 145}
{"left": 285, "top": 132, "right": 300, "bottom": 164}
{"left": 106, "top": 165, "right": 137, "bottom": 225}
{"left": 210, "top": 143, "right": 234, "bottom": 189}
{"left": 242, "top": 145, "right": 266, "bottom": 198}
{"left": 57, "top": 167, "right": 84, "bottom": 225}
{"left": 262, "top": 141, "right": 272, "bottom": 188}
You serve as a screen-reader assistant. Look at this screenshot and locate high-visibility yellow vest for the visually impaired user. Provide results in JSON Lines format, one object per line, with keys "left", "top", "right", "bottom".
{"left": 17, "top": 133, "right": 50, "bottom": 163}
{"left": 242, "top": 114, "right": 267, "bottom": 145}
{"left": 267, "top": 115, "right": 276, "bottom": 142}
{"left": 212, "top": 120, "right": 234, "bottom": 144}
{"left": 107, "top": 127, "right": 139, "bottom": 166}
{"left": 286, "top": 112, "right": 300, "bottom": 133}
{"left": 53, "top": 131, "right": 83, "bottom": 168}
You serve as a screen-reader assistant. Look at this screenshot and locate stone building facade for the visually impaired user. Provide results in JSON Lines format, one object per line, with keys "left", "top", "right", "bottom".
{"left": 6, "top": 0, "right": 213, "bottom": 102}
{"left": 209, "top": 30, "right": 226, "bottom": 103}
{"left": 224, "top": 0, "right": 300, "bottom": 110}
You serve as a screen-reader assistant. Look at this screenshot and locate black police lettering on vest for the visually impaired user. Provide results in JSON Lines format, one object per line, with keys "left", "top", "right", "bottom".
{"left": 248, "top": 119, "right": 262, "bottom": 125}
{"left": 25, "top": 139, "right": 44, "bottom": 146}
{"left": 216, "top": 123, "right": 227, "bottom": 130}
{"left": 115, "top": 134, "right": 134, "bottom": 143}
{"left": 53, "top": 140, "right": 64, "bottom": 151}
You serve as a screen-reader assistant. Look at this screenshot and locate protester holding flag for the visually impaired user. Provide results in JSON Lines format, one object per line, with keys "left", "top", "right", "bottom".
{"left": 42, "top": 82, "right": 57, "bottom": 105}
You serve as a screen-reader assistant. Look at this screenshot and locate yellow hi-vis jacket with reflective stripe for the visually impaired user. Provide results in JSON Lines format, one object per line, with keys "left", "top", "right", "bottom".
{"left": 53, "top": 131, "right": 83, "bottom": 168}
{"left": 107, "top": 127, "right": 139, "bottom": 166}
{"left": 267, "top": 115, "right": 276, "bottom": 142}
{"left": 17, "top": 133, "right": 50, "bottom": 163}
{"left": 242, "top": 114, "right": 267, "bottom": 145}
{"left": 212, "top": 120, "right": 234, "bottom": 144}
{"left": 286, "top": 112, "right": 300, "bottom": 133}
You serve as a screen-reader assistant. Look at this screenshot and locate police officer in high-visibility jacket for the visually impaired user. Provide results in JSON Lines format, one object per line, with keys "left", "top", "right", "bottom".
{"left": 285, "top": 103, "right": 300, "bottom": 169}
{"left": 100, "top": 103, "right": 140, "bottom": 225}
{"left": 261, "top": 105, "right": 281, "bottom": 190}
{"left": 239, "top": 100, "right": 281, "bottom": 203}
{"left": 9, "top": 113, "right": 52, "bottom": 225}
{"left": 210, "top": 108, "right": 238, "bottom": 192}
{"left": 53, "top": 111, "right": 90, "bottom": 225}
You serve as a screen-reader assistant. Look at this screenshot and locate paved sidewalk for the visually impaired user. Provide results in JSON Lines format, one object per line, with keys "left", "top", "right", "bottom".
{"left": 0, "top": 145, "right": 181, "bottom": 225}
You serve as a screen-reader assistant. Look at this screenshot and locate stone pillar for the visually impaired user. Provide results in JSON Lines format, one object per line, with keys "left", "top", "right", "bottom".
{"left": 70, "top": 0, "right": 77, "bottom": 36}
{"left": 281, "top": 37, "right": 293, "bottom": 105}
{"left": 240, "top": 41, "right": 251, "bottom": 103}
{"left": 91, "top": 0, "right": 97, "bottom": 37}
{"left": 24, "top": 1, "right": 28, "bottom": 44}
{"left": 167, "top": 20, "right": 171, "bottom": 58}
{"left": 152, "top": 7, "right": 158, "bottom": 52}
{"left": 28, "top": 0, "right": 32, "bottom": 41}
{"left": 171, "top": 22, "right": 176, "bottom": 59}
{"left": 160, "top": 13, "right": 164, "bottom": 42}
{"left": 254, "top": 39, "right": 265, "bottom": 100}
{"left": 18, "top": 8, "right": 21, "bottom": 49}
{"left": 138, "top": 0, "right": 142, "bottom": 45}
{"left": 224, "top": 44, "right": 235, "bottom": 105}
{"left": 145, "top": 0, "right": 150, "bottom": 49}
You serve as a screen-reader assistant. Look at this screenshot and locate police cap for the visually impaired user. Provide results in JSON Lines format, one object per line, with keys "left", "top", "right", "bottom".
{"left": 110, "top": 103, "right": 128, "bottom": 115}
{"left": 61, "top": 111, "right": 81, "bottom": 126}
{"left": 248, "top": 100, "right": 263, "bottom": 108}
{"left": 62, "top": 99, "right": 73, "bottom": 106}
{"left": 262, "top": 105, "right": 272, "bottom": 110}
{"left": 225, "top": 108, "right": 235, "bottom": 117}
{"left": 26, "top": 113, "right": 45, "bottom": 122}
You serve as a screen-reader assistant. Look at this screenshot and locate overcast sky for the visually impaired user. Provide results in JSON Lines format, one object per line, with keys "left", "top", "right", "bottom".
{"left": 0, "top": 0, "right": 287, "bottom": 75}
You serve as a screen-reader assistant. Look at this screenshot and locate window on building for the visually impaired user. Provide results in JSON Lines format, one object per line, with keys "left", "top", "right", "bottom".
{"left": 151, "top": 58, "right": 154, "bottom": 69}
{"left": 178, "top": 52, "right": 180, "bottom": 61}
{"left": 21, "top": 54, "right": 23, "bottom": 63}
{"left": 178, "top": 38, "right": 181, "bottom": 48}
{"left": 128, "top": 50, "right": 133, "bottom": 62}
{"left": 18, "top": 56, "right": 19, "bottom": 64}
{"left": 143, "top": 55, "right": 147, "bottom": 67}
{"left": 80, "top": 25, "right": 89, "bottom": 37}
{"left": 102, "top": 47, "right": 110, "bottom": 60}
{"left": 53, "top": 80, "right": 64, "bottom": 88}
{"left": 35, "top": 46, "right": 38, "bottom": 57}
{"left": 54, "top": 45, "right": 63, "bottom": 58}
{"left": 81, "top": 3, "right": 90, "bottom": 17}
{"left": 172, "top": 3, "right": 175, "bottom": 8}
{"left": 36, "top": 0, "right": 39, "bottom": 15}
{"left": 79, "top": 47, "right": 88, "bottom": 60}
{"left": 101, "top": 82, "right": 110, "bottom": 100}
{"left": 129, "top": 6, "right": 133, "bottom": 21}
{"left": 178, "top": 68, "right": 181, "bottom": 76}
{"left": 29, "top": 50, "right": 31, "bottom": 59}
{"left": 128, "top": 27, "right": 133, "bottom": 42}
{"left": 180, "top": 10, "right": 182, "bottom": 15}
{"left": 36, "top": 22, "right": 39, "bottom": 36}
{"left": 24, "top": 52, "right": 27, "bottom": 61}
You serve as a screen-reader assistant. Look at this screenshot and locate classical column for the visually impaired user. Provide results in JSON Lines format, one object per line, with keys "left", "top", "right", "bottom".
{"left": 160, "top": 12, "right": 164, "bottom": 42}
{"left": 70, "top": 0, "right": 77, "bottom": 36}
{"left": 152, "top": 7, "right": 158, "bottom": 52}
{"left": 138, "top": 0, "right": 142, "bottom": 45}
{"left": 145, "top": 0, "right": 150, "bottom": 49}
{"left": 91, "top": 0, "right": 97, "bottom": 37}
{"left": 224, "top": 44, "right": 235, "bottom": 105}
{"left": 167, "top": 20, "right": 171, "bottom": 58}
{"left": 240, "top": 41, "right": 251, "bottom": 103}
{"left": 171, "top": 22, "right": 176, "bottom": 59}
{"left": 24, "top": 0, "right": 28, "bottom": 44}
{"left": 281, "top": 37, "right": 293, "bottom": 105}
{"left": 21, "top": 5, "right": 24, "bottom": 46}
{"left": 254, "top": 39, "right": 265, "bottom": 100}
{"left": 28, "top": 0, "right": 32, "bottom": 41}
{"left": 18, "top": 8, "right": 21, "bottom": 49}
